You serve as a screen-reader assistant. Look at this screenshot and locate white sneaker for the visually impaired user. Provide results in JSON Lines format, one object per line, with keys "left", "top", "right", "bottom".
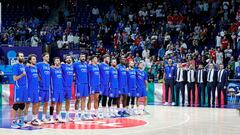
{"left": 97, "top": 113, "right": 104, "bottom": 119}
{"left": 56, "top": 117, "right": 66, "bottom": 123}
{"left": 45, "top": 118, "right": 55, "bottom": 124}
{"left": 134, "top": 109, "right": 140, "bottom": 115}
{"left": 171, "top": 102, "right": 175, "bottom": 106}
{"left": 104, "top": 112, "right": 110, "bottom": 118}
{"left": 164, "top": 102, "right": 168, "bottom": 105}
{"left": 87, "top": 114, "right": 93, "bottom": 120}
{"left": 41, "top": 118, "right": 48, "bottom": 123}
{"left": 114, "top": 111, "right": 120, "bottom": 117}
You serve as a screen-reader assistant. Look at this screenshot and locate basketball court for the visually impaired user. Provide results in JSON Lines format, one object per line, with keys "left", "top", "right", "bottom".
{"left": 0, "top": 105, "right": 239, "bottom": 135}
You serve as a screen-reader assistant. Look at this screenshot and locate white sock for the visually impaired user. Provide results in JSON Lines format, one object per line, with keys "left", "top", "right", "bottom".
{"left": 42, "top": 114, "right": 46, "bottom": 120}
{"left": 66, "top": 111, "right": 69, "bottom": 117}
{"left": 56, "top": 114, "right": 59, "bottom": 119}
{"left": 88, "top": 110, "right": 91, "bottom": 115}
{"left": 24, "top": 115, "right": 27, "bottom": 121}
{"left": 50, "top": 115, "right": 53, "bottom": 120}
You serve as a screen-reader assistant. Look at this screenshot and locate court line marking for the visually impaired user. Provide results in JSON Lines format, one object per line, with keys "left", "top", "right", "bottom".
{"left": 110, "top": 113, "right": 190, "bottom": 135}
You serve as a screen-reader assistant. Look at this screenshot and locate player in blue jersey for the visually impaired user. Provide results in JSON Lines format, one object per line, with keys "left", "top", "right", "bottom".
{"left": 61, "top": 55, "right": 74, "bottom": 121}
{"left": 98, "top": 54, "right": 110, "bottom": 117}
{"left": 36, "top": 52, "right": 50, "bottom": 122}
{"left": 11, "top": 52, "right": 27, "bottom": 128}
{"left": 87, "top": 55, "right": 102, "bottom": 118}
{"left": 24, "top": 54, "right": 41, "bottom": 126}
{"left": 49, "top": 57, "right": 64, "bottom": 123}
{"left": 117, "top": 57, "right": 129, "bottom": 116}
{"left": 136, "top": 61, "right": 148, "bottom": 115}
{"left": 126, "top": 60, "right": 137, "bottom": 115}
{"left": 108, "top": 58, "right": 120, "bottom": 117}
{"left": 73, "top": 54, "right": 90, "bottom": 120}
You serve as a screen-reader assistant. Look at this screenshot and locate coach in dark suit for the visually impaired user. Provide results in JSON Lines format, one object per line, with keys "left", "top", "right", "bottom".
{"left": 196, "top": 63, "right": 207, "bottom": 107}
{"left": 207, "top": 63, "right": 218, "bottom": 107}
{"left": 217, "top": 63, "right": 228, "bottom": 107}
{"left": 187, "top": 64, "right": 196, "bottom": 107}
{"left": 163, "top": 59, "right": 176, "bottom": 106}
{"left": 175, "top": 63, "right": 187, "bottom": 106}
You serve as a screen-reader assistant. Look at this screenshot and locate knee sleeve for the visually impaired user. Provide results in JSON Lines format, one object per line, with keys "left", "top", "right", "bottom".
{"left": 113, "top": 98, "right": 117, "bottom": 105}
{"left": 126, "top": 96, "right": 130, "bottom": 106}
{"left": 131, "top": 97, "right": 135, "bottom": 105}
{"left": 98, "top": 95, "right": 102, "bottom": 105}
{"left": 50, "top": 106, "right": 54, "bottom": 115}
{"left": 19, "top": 103, "right": 25, "bottom": 110}
{"left": 102, "top": 95, "right": 107, "bottom": 107}
{"left": 12, "top": 104, "right": 19, "bottom": 111}
{"left": 108, "top": 97, "right": 113, "bottom": 107}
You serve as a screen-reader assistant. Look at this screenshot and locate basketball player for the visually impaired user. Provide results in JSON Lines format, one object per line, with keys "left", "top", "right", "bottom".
{"left": 49, "top": 57, "right": 64, "bottom": 122}
{"left": 11, "top": 52, "right": 27, "bottom": 128}
{"left": 73, "top": 54, "right": 89, "bottom": 120}
{"left": 36, "top": 52, "right": 50, "bottom": 122}
{"left": 117, "top": 57, "right": 129, "bottom": 117}
{"left": 108, "top": 58, "right": 120, "bottom": 117}
{"left": 127, "top": 61, "right": 137, "bottom": 115}
{"left": 136, "top": 61, "right": 148, "bottom": 115}
{"left": 87, "top": 55, "right": 102, "bottom": 118}
{"left": 61, "top": 55, "right": 74, "bottom": 121}
{"left": 98, "top": 54, "right": 110, "bottom": 118}
{"left": 24, "top": 54, "right": 41, "bottom": 126}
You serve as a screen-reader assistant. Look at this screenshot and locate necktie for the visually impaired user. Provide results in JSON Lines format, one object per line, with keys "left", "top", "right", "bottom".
{"left": 200, "top": 70, "right": 202, "bottom": 83}
{"left": 218, "top": 70, "right": 221, "bottom": 82}
{"left": 208, "top": 69, "right": 211, "bottom": 82}
{"left": 190, "top": 70, "right": 192, "bottom": 82}
{"left": 177, "top": 69, "right": 180, "bottom": 81}
{"left": 198, "top": 70, "right": 200, "bottom": 83}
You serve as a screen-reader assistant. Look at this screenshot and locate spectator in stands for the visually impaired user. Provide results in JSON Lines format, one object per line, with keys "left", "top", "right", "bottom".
{"left": 216, "top": 48, "right": 223, "bottom": 65}
{"left": 142, "top": 47, "right": 150, "bottom": 59}
{"left": 92, "top": 6, "right": 99, "bottom": 16}
{"left": 235, "top": 61, "right": 240, "bottom": 79}
{"left": 31, "top": 34, "right": 40, "bottom": 47}
{"left": 224, "top": 45, "right": 233, "bottom": 66}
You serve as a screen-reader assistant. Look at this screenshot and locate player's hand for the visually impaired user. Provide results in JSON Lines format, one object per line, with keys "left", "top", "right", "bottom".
{"left": 22, "top": 71, "right": 26, "bottom": 76}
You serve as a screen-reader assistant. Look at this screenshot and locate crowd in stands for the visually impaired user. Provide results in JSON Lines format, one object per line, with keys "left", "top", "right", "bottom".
{"left": 1, "top": 0, "right": 240, "bottom": 81}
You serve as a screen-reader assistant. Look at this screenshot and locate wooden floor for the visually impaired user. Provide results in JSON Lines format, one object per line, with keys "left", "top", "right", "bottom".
{"left": 0, "top": 105, "right": 239, "bottom": 135}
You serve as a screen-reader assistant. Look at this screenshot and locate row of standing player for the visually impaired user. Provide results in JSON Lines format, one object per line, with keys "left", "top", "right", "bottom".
{"left": 11, "top": 52, "right": 148, "bottom": 128}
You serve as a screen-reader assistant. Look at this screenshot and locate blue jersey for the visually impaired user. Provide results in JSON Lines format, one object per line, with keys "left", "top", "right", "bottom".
{"left": 127, "top": 68, "right": 137, "bottom": 89}
{"left": 50, "top": 67, "right": 63, "bottom": 93}
{"left": 25, "top": 66, "right": 38, "bottom": 91}
{"left": 164, "top": 65, "right": 176, "bottom": 79}
{"left": 36, "top": 62, "right": 50, "bottom": 91}
{"left": 99, "top": 62, "right": 110, "bottom": 85}
{"left": 12, "top": 63, "right": 27, "bottom": 87}
{"left": 61, "top": 64, "right": 74, "bottom": 87}
{"left": 136, "top": 69, "right": 147, "bottom": 89}
{"left": 109, "top": 67, "right": 118, "bottom": 89}
{"left": 73, "top": 62, "right": 88, "bottom": 84}
{"left": 88, "top": 64, "right": 100, "bottom": 87}
{"left": 117, "top": 64, "right": 127, "bottom": 87}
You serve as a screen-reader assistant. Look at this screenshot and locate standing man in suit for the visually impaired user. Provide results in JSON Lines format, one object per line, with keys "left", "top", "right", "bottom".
{"left": 217, "top": 63, "right": 228, "bottom": 107}
{"left": 175, "top": 63, "right": 186, "bottom": 106}
{"left": 163, "top": 59, "right": 176, "bottom": 106}
{"left": 187, "top": 64, "right": 196, "bottom": 107}
{"left": 207, "top": 63, "right": 217, "bottom": 107}
{"left": 196, "top": 63, "right": 207, "bottom": 107}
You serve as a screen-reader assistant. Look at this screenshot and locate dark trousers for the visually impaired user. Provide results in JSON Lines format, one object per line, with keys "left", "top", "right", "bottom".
{"left": 175, "top": 82, "right": 185, "bottom": 106}
{"left": 207, "top": 82, "right": 216, "bottom": 107}
{"left": 187, "top": 82, "right": 195, "bottom": 105}
{"left": 217, "top": 83, "right": 227, "bottom": 106}
{"left": 165, "top": 79, "right": 175, "bottom": 103}
{"left": 197, "top": 83, "right": 205, "bottom": 106}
